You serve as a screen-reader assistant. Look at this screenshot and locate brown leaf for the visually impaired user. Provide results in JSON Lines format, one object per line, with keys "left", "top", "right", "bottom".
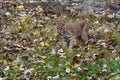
{"left": 72, "top": 56, "right": 79, "bottom": 64}
{"left": 62, "top": 77, "right": 70, "bottom": 80}
{"left": 71, "top": 73, "right": 77, "bottom": 80}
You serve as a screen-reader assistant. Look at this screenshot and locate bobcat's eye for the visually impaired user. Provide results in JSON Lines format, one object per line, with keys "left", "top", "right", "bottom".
{"left": 57, "top": 26, "right": 63, "bottom": 30}
{"left": 60, "top": 27, "right": 63, "bottom": 30}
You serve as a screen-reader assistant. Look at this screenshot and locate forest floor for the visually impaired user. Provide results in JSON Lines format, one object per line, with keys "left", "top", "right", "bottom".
{"left": 0, "top": 1, "right": 120, "bottom": 80}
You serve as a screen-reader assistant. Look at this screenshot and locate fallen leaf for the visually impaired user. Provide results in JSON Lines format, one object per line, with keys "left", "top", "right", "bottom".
{"left": 94, "top": 21, "right": 99, "bottom": 24}
{"left": 37, "top": 5, "right": 42, "bottom": 9}
{"left": 4, "top": 66, "right": 9, "bottom": 71}
{"left": 16, "top": 5, "right": 24, "bottom": 9}
{"left": 66, "top": 68, "right": 71, "bottom": 73}
{"left": 40, "top": 56, "right": 46, "bottom": 59}
{"left": 71, "top": 73, "right": 77, "bottom": 80}
{"left": 74, "top": 63, "right": 80, "bottom": 68}
{"left": 97, "top": 15, "right": 102, "bottom": 20}
{"left": 58, "top": 48, "right": 65, "bottom": 56}
{"left": 40, "top": 42, "right": 45, "bottom": 46}
{"left": 11, "top": 61, "right": 18, "bottom": 67}
{"left": 24, "top": 68, "right": 34, "bottom": 75}
{"left": 72, "top": 56, "right": 79, "bottom": 64}
{"left": 54, "top": 31, "right": 58, "bottom": 36}
{"left": 47, "top": 76, "right": 52, "bottom": 80}
{"left": 58, "top": 48, "right": 64, "bottom": 53}
{"left": 45, "top": 42, "right": 49, "bottom": 47}
{"left": 58, "top": 52, "right": 65, "bottom": 56}
{"left": 18, "top": 25, "right": 23, "bottom": 30}
{"left": 76, "top": 67, "right": 82, "bottom": 71}
{"left": 95, "top": 28, "right": 100, "bottom": 32}
{"left": 20, "top": 67, "right": 24, "bottom": 71}
{"left": 39, "top": 42, "right": 49, "bottom": 47}
{"left": 87, "top": 44, "right": 91, "bottom": 49}
{"left": 50, "top": 48, "right": 56, "bottom": 55}
{"left": 62, "top": 77, "right": 70, "bottom": 80}
{"left": 53, "top": 75, "right": 60, "bottom": 79}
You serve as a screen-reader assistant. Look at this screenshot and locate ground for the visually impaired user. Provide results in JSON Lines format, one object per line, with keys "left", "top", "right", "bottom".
{"left": 0, "top": 1, "right": 120, "bottom": 80}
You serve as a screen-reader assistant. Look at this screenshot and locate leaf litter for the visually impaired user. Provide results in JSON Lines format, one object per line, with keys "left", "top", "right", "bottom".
{"left": 0, "top": 1, "right": 120, "bottom": 80}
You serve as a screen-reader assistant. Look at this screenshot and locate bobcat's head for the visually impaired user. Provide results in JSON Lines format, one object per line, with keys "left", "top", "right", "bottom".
{"left": 56, "top": 22, "right": 66, "bottom": 36}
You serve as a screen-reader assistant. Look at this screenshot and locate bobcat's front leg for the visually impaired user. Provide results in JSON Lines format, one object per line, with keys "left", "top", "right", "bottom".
{"left": 82, "top": 31, "right": 88, "bottom": 44}
{"left": 62, "top": 36, "right": 70, "bottom": 47}
{"left": 69, "top": 37, "right": 76, "bottom": 50}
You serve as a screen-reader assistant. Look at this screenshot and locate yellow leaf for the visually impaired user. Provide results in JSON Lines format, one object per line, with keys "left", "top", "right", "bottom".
{"left": 21, "top": 18, "right": 26, "bottom": 22}
{"left": 40, "top": 42, "right": 45, "bottom": 46}
{"left": 58, "top": 52, "right": 65, "bottom": 56}
{"left": 76, "top": 54, "right": 80, "bottom": 57}
{"left": 18, "top": 25, "right": 23, "bottom": 30}
{"left": 54, "top": 16, "right": 58, "bottom": 19}
{"left": 74, "top": 39, "right": 78, "bottom": 46}
{"left": 87, "top": 44, "right": 91, "bottom": 49}
{"left": 45, "top": 42, "right": 49, "bottom": 47}
{"left": 34, "top": 18, "right": 37, "bottom": 23}
{"left": 54, "top": 31, "right": 58, "bottom": 36}
{"left": 97, "top": 15, "right": 102, "bottom": 20}
{"left": 17, "top": 5, "right": 24, "bottom": 9}
{"left": 40, "top": 56, "right": 46, "bottom": 59}
{"left": 52, "top": 15, "right": 58, "bottom": 19}
{"left": 8, "top": 3, "right": 11, "bottom": 6}
{"left": 38, "top": 47, "right": 41, "bottom": 49}
{"left": 95, "top": 28, "right": 99, "bottom": 32}
{"left": 16, "top": 44, "right": 22, "bottom": 47}
{"left": 34, "top": 30, "right": 40, "bottom": 35}
{"left": 11, "top": 61, "right": 18, "bottom": 67}
{"left": 20, "top": 67, "right": 24, "bottom": 70}
{"left": 40, "top": 42, "right": 49, "bottom": 47}
{"left": 108, "top": 78, "right": 112, "bottom": 80}
{"left": 49, "top": 37, "right": 52, "bottom": 41}
{"left": 0, "top": 60, "right": 3, "bottom": 64}
{"left": 3, "top": 60, "right": 6, "bottom": 63}
{"left": 37, "top": 5, "right": 42, "bottom": 9}
{"left": 39, "top": 13, "right": 43, "bottom": 16}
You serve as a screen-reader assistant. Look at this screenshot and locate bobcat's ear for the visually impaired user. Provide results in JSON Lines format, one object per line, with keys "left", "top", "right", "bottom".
{"left": 55, "top": 18, "right": 65, "bottom": 26}
{"left": 56, "top": 21, "right": 65, "bottom": 27}
{"left": 60, "top": 22, "right": 65, "bottom": 26}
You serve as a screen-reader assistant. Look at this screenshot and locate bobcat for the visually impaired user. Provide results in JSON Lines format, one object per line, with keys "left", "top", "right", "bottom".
{"left": 56, "top": 19, "right": 89, "bottom": 50}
